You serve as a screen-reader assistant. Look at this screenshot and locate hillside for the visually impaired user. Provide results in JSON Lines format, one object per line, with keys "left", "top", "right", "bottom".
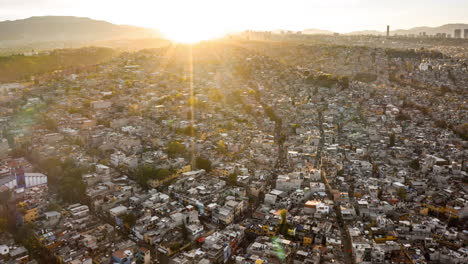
{"left": 348, "top": 24, "right": 468, "bottom": 36}
{"left": 301, "top": 28, "right": 335, "bottom": 35}
{"left": 0, "top": 16, "right": 160, "bottom": 46}
{"left": 0, "top": 47, "right": 118, "bottom": 82}
{"left": 391, "top": 23, "right": 468, "bottom": 36}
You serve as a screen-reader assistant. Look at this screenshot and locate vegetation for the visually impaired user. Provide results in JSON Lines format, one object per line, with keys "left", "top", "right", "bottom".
{"left": 353, "top": 72, "right": 377, "bottom": 83}
{"left": 217, "top": 140, "right": 227, "bottom": 154}
{"left": 227, "top": 173, "right": 238, "bottom": 186}
{"left": 305, "top": 72, "right": 349, "bottom": 88}
{"left": 396, "top": 111, "right": 411, "bottom": 121}
{"left": 0, "top": 189, "right": 11, "bottom": 206}
{"left": 452, "top": 123, "right": 468, "bottom": 140}
{"left": 40, "top": 114, "right": 58, "bottom": 131}
{"left": 385, "top": 48, "right": 443, "bottom": 59}
{"left": 133, "top": 165, "right": 171, "bottom": 188}
{"left": 195, "top": 156, "right": 212, "bottom": 172}
{"left": 278, "top": 209, "right": 289, "bottom": 236}
{"left": 397, "top": 187, "right": 407, "bottom": 200}
{"left": 121, "top": 213, "right": 137, "bottom": 228}
{"left": 56, "top": 159, "right": 87, "bottom": 204}
{"left": 435, "top": 120, "right": 448, "bottom": 129}
{"left": 167, "top": 141, "right": 187, "bottom": 158}
{"left": 389, "top": 133, "right": 396, "bottom": 147}
{"left": 409, "top": 159, "right": 420, "bottom": 170}
{"left": 0, "top": 47, "right": 117, "bottom": 82}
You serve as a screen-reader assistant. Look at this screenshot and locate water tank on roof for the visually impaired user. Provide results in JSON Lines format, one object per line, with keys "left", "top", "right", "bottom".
{"left": 124, "top": 250, "right": 133, "bottom": 257}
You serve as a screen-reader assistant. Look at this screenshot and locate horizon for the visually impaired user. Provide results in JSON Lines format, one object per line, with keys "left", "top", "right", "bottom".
{"left": 1, "top": 0, "right": 468, "bottom": 41}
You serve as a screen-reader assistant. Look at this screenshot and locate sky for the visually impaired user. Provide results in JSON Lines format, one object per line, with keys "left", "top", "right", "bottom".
{"left": 1, "top": 0, "right": 467, "bottom": 41}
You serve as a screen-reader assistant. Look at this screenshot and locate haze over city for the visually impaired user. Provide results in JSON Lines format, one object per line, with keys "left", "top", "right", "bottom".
{"left": 1, "top": 0, "right": 468, "bottom": 41}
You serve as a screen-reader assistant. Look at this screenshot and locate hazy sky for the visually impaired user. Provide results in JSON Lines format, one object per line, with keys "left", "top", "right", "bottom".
{"left": 1, "top": 0, "right": 467, "bottom": 37}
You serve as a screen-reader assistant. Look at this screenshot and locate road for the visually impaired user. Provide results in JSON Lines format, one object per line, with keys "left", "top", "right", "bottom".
{"left": 316, "top": 108, "right": 355, "bottom": 264}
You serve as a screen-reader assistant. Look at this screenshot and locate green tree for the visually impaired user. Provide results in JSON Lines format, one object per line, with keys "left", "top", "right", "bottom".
{"left": 195, "top": 156, "right": 212, "bottom": 172}
{"left": 0, "top": 189, "right": 11, "bottom": 206}
{"left": 46, "top": 203, "right": 62, "bottom": 212}
{"left": 38, "top": 157, "right": 62, "bottom": 186}
{"left": 389, "top": 133, "right": 395, "bottom": 147}
{"left": 167, "top": 141, "right": 187, "bottom": 158}
{"left": 227, "top": 173, "right": 238, "bottom": 186}
{"left": 121, "top": 213, "right": 137, "bottom": 228}
{"left": 134, "top": 165, "right": 156, "bottom": 188}
{"left": 0, "top": 218, "right": 7, "bottom": 232}
{"left": 57, "top": 160, "right": 87, "bottom": 203}
{"left": 133, "top": 165, "right": 172, "bottom": 188}
{"left": 181, "top": 222, "right": 189, "bottom": 242}
{"left": 279, "top": 209, "right": 289, "bottom": 236}
{"left": 217, "top": 140, "right": 227, "bottom": 154}
{"left": 397, "top": 187, "right": 407, "bottom": 200}
{"left": 409, "top": 159, "right": 420, "bottom": 170}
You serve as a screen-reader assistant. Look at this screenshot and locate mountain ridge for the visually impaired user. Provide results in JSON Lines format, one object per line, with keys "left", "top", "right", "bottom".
{"left": 0, "top": 16, "right": 161, "bottom": 46}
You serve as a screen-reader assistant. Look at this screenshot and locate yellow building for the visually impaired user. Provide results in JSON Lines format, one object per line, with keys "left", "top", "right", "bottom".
{"left": 23, "top": 207, "right": 39, "bottom": 223}
{"left": 303, "top": 236, "right": 313, "bottom": 245}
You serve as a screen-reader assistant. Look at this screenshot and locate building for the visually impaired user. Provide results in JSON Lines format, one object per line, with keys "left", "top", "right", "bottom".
{"left": 464, "top": 29, "right": 468, "bottom": 39}
{"left": 454, "top": 29, "right": 462, "bottom": 38}
{"left": 111, "top": 247, "right": 150, "bottom": 264}
{"left": 1, "top": 172, "right": 48, "bottom": 189}
{"left": 109, "top": 205, "right": 128, "bottom": 217}
{"left": 91, "top": 100, "right": 112, "bottom": 109}
{"left": 22, "top": 207, "right": 39, "bottom": 223}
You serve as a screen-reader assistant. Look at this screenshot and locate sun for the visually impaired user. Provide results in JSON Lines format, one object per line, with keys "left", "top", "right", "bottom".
{"left": 162, "top": 25, "right": 223, "bottom": 44}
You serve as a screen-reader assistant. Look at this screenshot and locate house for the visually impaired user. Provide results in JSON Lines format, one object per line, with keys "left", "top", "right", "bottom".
{"left": 109, "top": 205, "right": 128, "bottom": 217}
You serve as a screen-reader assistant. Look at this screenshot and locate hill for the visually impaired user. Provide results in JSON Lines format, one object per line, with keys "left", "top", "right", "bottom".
{"left": 391, "top": 24, "right": 468, "bottom": 36}
{"left": 301, "top": 28, "right": 335, "bottom": 35}
{"left": 0, "top": 16, "right": 161, "bottom": 46}
{"left": 348, "top": 24, "right": 468, "bottom": 36}
{"left": 0, "top": 47, "right": 118, "bottom": 82}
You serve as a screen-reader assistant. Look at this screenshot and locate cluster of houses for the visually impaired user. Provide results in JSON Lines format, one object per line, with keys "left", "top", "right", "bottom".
{"left": 0, "top": 37, "right": 466, "bottom": 264}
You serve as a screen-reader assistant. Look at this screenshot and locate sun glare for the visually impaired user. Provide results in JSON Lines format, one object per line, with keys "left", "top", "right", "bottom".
{"left": 163, "top": 25, "right": 223, "bottom": 44}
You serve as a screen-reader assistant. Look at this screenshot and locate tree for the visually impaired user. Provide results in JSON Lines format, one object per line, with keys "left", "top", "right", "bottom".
{"left": 180, "top": 125, "right": 196, "bottom": 137}
{"left": 38, "top": 157, "right": 62, "bottom": 186}
{"left": 217, "top": 140, "right": 227, "bottom": 154}
{"left": 0, "top": 189, "right": 11, "bottom": 206}
{"left": 46, "top": 203, "right": 61, "bottom": 212}
{"left": 195, "top": 156, "right": 212, "bottom": 172}
{"left": 133, "top": 165, "right": 172, "bottom": 188}
{"left": 121, "top": 213, "right": 137, "bottom": 228}
{"left": 279, "top": 209, "right": 287, "bottom": 225}
{"left": 227, "top": 173, "right": 238, "bottom": 186}
{"left": 389, "top": 133, "right": 395, "bottom": 147}
{"left": 167, "top": 141, "right": 187, "bottom": 158}
{"left": 409, "top": 159, "right": 420, "bottom": 170}
{"left": 57, "top": 160, "right": 87, "bottom": 204}
{"left": 0, "top": 218, "right": 7, "bottom": 232}
{"left": 435, "top": 120, "right": 448, "bottom": 129}
{"left": 397, "top": 187, "right": 407, "bottom": 200}
{"left": 279, "top": 209, "right": 289, "bottom": 236}
{"left": 181, "top": 222, "right": 189, "bottom": 242}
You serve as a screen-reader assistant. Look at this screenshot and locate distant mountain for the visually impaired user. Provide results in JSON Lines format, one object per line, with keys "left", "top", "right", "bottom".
{"left": 391, "top": 24, "right": 468, "bottom": 36}
{"left": 347, "top": 30, "right": 384, "bottom": 36}
{"left": 301, "top": 28, "right": 335, "bottom": 35}
{"left": 348, "top": 24, "right": 468, "bottom": 36}
{"left": 0, "top": 16, "right": 161, "bottom": 46}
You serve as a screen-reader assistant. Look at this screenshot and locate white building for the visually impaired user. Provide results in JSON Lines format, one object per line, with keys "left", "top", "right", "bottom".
{"left": 91, "top": 100, "right": 112, "bottom": 109}
{"left": 1, "top": 172, "right": 48, "bottom": 189}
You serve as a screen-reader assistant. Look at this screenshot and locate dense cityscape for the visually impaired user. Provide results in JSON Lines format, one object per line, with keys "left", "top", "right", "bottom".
{"left": 0, "top": 7, "right": 467, "bottom": 264}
